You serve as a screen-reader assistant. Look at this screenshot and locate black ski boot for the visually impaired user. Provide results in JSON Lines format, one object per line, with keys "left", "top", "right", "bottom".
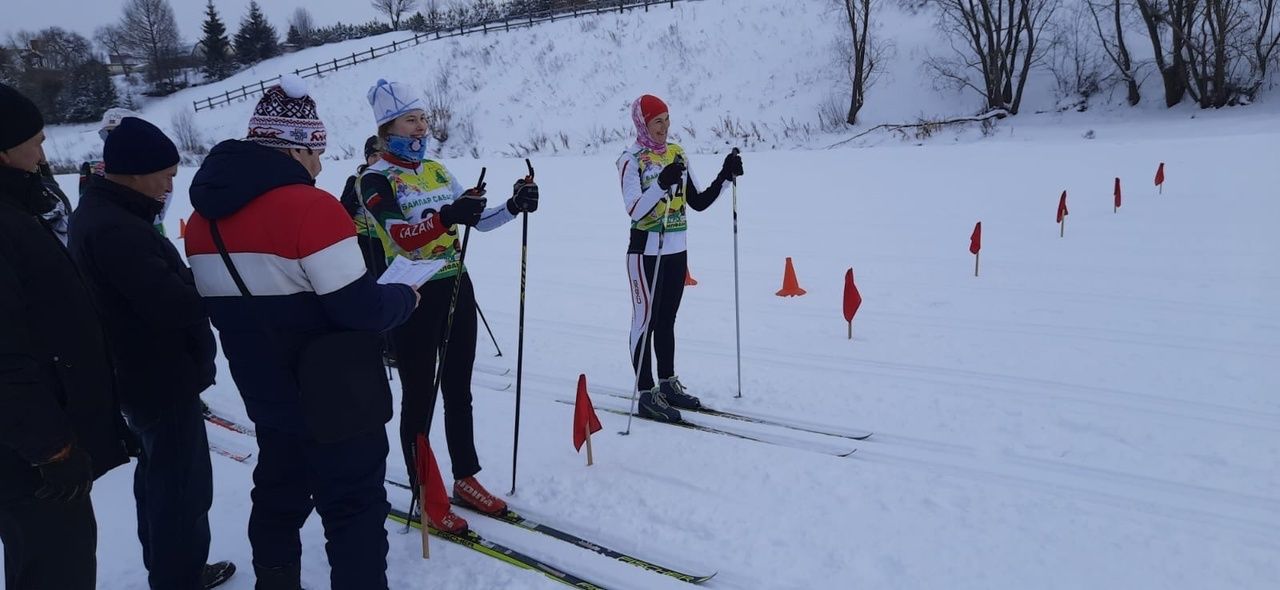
{"left": 202, "top": 561, "right": 236, "bottom": 589}
{"left": 638, "top": 386, "right": 682, "bottom": 423}
{"left": 659, "top": 376, "right": 702, "bottom": 410}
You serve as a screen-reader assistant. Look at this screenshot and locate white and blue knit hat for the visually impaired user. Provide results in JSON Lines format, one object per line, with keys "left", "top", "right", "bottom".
{"left": 367, "top": 79, "right": 424, "bottom": 126}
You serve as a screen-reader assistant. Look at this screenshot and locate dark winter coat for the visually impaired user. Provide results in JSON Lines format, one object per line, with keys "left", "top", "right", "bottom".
{"left": 0, "top": 165, "right": 128, "bottom": 503}
{"left": 184, "top": 140, "right": 416, "bottom": 434}
{"left": 68, "top": 177, "right": 217, "bottom": 416}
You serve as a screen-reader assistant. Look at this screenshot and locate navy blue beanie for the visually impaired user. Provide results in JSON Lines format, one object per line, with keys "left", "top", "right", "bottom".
{"left": 103, "top": 117, "right": 180, "bottom": 175}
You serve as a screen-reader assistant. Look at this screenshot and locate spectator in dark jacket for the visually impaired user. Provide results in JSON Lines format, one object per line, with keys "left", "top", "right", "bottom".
{"left": 68, "top": 116, "right": 236, "bottom": 590}
{"left": 0, "top": 82, "right": 129, "bottom": 590}
{"left": 185, "top": 75, "right": 418, "bottom": 590}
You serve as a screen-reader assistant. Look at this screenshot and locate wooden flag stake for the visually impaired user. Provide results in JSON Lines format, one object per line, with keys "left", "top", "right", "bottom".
{"left": 1059, "top": 218, "right": 1065, "bottom": 238}
{"left": 974, "top": 251, "right": 980, "bottom": 277}
{"left": 585, "top": 428, "right": 594, "bottom": 466}
{"left": 419, "top": 484, "right": 430, "bottom": 558}
{"left": 847, "top": 319, "right": 853, "bottom": 340}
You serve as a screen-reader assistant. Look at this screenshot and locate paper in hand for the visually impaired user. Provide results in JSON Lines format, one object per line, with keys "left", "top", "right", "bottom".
{"left": 377, "top": 256, "right": 446, "bottom": 289}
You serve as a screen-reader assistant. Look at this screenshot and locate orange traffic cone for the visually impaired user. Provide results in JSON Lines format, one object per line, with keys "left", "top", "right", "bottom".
{"left": 685, "top": 268, "right": 698, "bottom": 286}
{"left": 775, "top": 257, "right": 807, "bottom": 297}
{"left": 178, "top": 218, "right": 187, "bottom": 239}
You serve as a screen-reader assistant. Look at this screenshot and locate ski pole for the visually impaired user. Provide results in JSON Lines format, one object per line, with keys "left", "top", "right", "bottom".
{"left": 730, "top": 148, "right": 743, "bottom": 399}
{"left": 474, "top": 299, "right": 503, "bottom": 357}
{"left": 510, "top": 158, "right": 534, "bottom": 495}
{"left": 408, "top": 166, "right": 486, "bottom": 527}
{"left": 355, "top": 174, "right": 398, "bottom": 382}
{"left": 622, "top": 156, "right": 682, "bottom": 435}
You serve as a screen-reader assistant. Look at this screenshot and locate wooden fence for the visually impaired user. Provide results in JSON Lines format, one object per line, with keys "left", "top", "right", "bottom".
{"left": 193, "top": 0, "right": 684, "bottom": 112}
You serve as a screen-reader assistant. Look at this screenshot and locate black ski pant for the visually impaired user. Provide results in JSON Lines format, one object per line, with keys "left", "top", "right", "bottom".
{"left": 0, "top": 494, "right": 97, "bottom": 590}
{"left": 627, "top": 250, "right": 688, "bottom": 392}
{"left": 123, "top": 393, "right": 213, "bottom": 590}
{"left": 247, "top": 425, "right": 390, "bottom": 590}
{"left": 393, "top": 272, "right": 480, "bottom": 487}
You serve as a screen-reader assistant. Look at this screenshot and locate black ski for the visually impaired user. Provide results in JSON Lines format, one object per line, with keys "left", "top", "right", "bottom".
{"left": 387, "top": 508, "right": 609, "bottom": 590}
{"left": 384, "top": 480, "right": 715, "bottom": 584}
{"left": 599, "top": 391, "right": 873, "bottom": 441}
{"left": 559, "top": 400, "right": 856, "bottom": 457}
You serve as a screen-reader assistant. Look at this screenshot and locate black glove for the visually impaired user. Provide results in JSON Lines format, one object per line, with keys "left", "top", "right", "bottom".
{"left": 35, "top": 445, "right": 94, "bottom": 502}
{"left": 719, "top": 151, "right": 744, "bottom": 182}
{"left": 507, "top": 179, "right": 538, "bottom": 214}
{"left": 440, "top": 193, "right": 487, "bottom": 227}
{"left": 657, "top": 160, "right": 686, "bottom": 191}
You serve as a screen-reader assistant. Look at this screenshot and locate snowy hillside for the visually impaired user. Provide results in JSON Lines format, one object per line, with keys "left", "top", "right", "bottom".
{"left": 40, "top": 0, "right": 1280, "bottom": 166}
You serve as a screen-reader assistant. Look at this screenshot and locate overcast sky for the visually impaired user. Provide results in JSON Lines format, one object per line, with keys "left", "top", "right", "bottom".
{"left": 1, "top": 0, "right": 385, "bottom": 46}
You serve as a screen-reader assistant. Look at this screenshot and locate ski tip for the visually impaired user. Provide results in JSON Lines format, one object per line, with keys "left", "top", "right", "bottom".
{"left": 838, "top": 448, "right": 858, "bottom": 458}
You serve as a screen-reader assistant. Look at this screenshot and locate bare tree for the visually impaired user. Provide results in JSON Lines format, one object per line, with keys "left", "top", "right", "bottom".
{"left": 1246, "top": 0, "right": 1280, "bottom": 98}
{"left": 372, "top": 0, "right": 419, "bottom": 29}
{"left": 1180, "top": 0, "right": 1251, "bottom": 107}
{"left": 1085, "top": 0, "right": 1141, "bottom": 105}
{"left": 1134, "top": 0, "right": 1194, "bottom": 106}
{"left": 927, "top": 0, "right": 1061, "bottom": 115}
{"left": 289, "top": 7, "right": 316, "bottom": 40}
{"left": 95, "top": 25, "right": 128, "bottom": 65}
{"left": 118, "top": 0, "right": 182, "bottom": 87}
{"left": 837, "top": 0, "right": 887, "bottom": 124}
{"left": 1048, "top": 1, "right": 1111, "bottom": 109}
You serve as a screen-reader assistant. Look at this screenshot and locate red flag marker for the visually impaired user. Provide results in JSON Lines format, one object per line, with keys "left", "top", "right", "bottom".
{"left": 414, "top": 434, "right": 451, "bottom": 558}
{"left": 178, "top": 218, "right": 187, "bottom": 239}
{"left": 1154, "top": 162, "right": 1165, "bottom": 194}
{"left": 572, "top": 375, "right": 603, "bottom": 465}
{"left": 1114, "top": 178, "right": 1122, "bottom": 213}
{"left": 1057, "top": 191, "right": 1069, "bottom": 237}
{"left": 969, "top": 222, "right": 982, "bottom": 276}
{"left": 842, "top": 269, "right": 862, "bottom": 339}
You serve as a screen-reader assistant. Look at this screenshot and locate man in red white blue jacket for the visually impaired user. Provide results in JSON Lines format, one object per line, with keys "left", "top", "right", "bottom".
{"left": 184, "top": 75, "right": 417, "bottom": 590}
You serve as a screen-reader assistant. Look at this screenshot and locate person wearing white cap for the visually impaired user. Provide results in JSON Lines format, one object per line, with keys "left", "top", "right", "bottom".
{"left": 357, "top": 79, "right": 539, "bottom": 533}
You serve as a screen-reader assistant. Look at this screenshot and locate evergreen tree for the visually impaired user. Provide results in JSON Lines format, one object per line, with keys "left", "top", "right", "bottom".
{"left": 200, "top": 0, "right": 234, "bottom": 80}
{"left": 234, "top": 1, "right": 278, "bottom": 66}
{"left": 59, "top": 60, "right": 118, "bottom": 123}
{"left": 405, "top": 12, "right": 428, "bottom": 32}
{"left": 286, "top": 25, "right": 304, "bottom": 47}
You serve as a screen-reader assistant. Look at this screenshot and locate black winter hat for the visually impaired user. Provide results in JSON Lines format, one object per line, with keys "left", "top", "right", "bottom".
{"left": 104, "top": 117, "right": 180, "bottom": 175}
{"left": 364, "top": 135, "right": 381, "bottom": 159}
{"left": 0, "top": 83, "right": 44, "bottom": 152}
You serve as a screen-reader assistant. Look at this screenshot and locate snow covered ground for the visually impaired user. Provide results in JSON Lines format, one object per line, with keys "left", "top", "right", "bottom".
{"left": 20, "top": 105, "right": 1278, "bottom": 589}
{"left": 9, "top": 0, "right": 1280, "bottom": 587}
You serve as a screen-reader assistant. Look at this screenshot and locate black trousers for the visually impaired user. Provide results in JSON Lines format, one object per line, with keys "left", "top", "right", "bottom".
{"left": 393, "top": 273, "right": 480, "bottom": 486}
{"left": 124, "top": 394, "right": 213, "bottom": 590}
{"left": 247, "top": 425, "right": 390, "bottom": 590}
{"left": 355, "top": 234, "right": 389, "bottom": 278}
{"left": 0, "top": 494, "right": 97, "bottom": 590}
{"left": 627, "top": 250, "right": 688, "bottom": 392}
